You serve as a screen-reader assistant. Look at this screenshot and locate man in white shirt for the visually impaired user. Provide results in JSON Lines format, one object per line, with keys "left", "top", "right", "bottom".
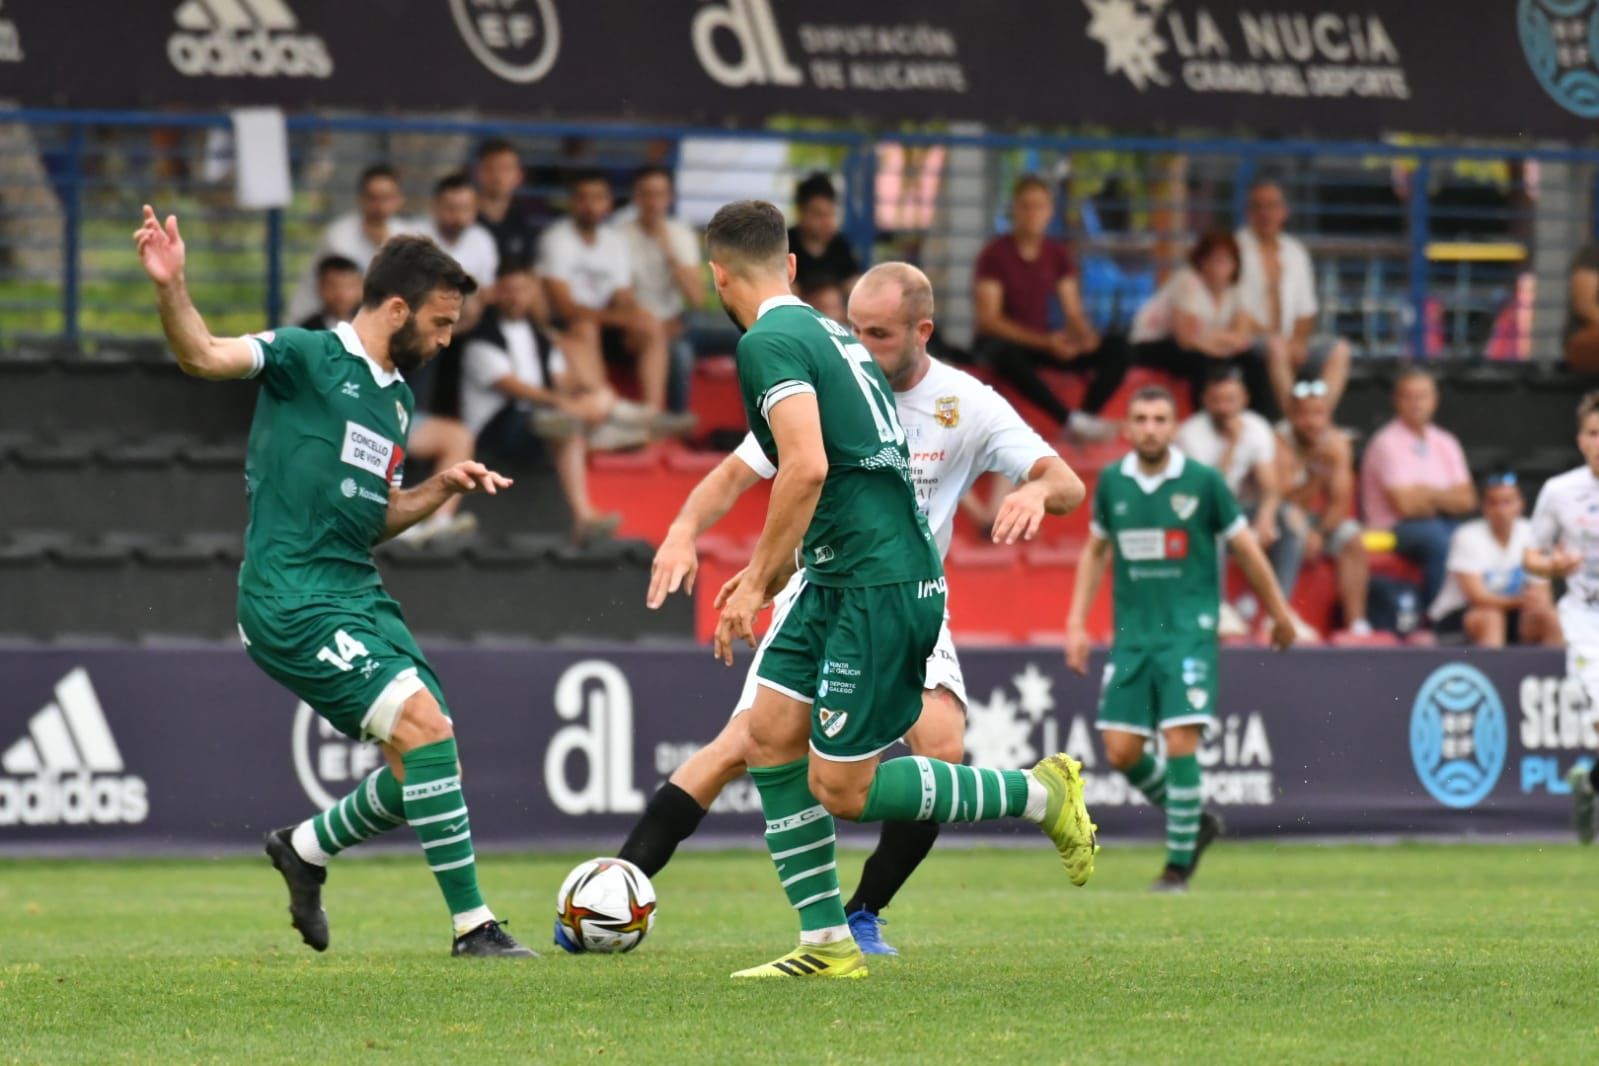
{"left": 1235, "top": 179, "right": 1352, "bottom": 415}
{"left": 419, "top": 173, "right": 500, "bottom": 294}
{"left": 541, "top": 170, "right": 685, "bottom": 427}
{"left": 583, "top": 262, "right": 1083, "bottom": 959}
{"left": 616, "top": 165, "right": 703, "bottom": 412}
{"left": 1429, "top": 474, "right": 1559, "bottom": 646}
{"left": 1528, "top": 394, "right": 1599, "bottom": 836}
{"left": 287, "top": 163, "right": 419, "bottom": 322}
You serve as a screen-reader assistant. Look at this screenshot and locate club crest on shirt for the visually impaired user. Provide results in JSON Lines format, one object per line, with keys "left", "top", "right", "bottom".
{"left": 934, "top": 395, "right": 960, "bottom": 428}
{"left": 396, "top": 401, "right": 409, "bottom": 434}
{"left": 1171, "top": 493, "right": 1198, "bottom": 520}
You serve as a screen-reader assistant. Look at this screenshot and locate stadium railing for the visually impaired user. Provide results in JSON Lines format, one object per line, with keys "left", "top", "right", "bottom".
{"left": 1, "top": 109, "right": 1596, "bottom": 362}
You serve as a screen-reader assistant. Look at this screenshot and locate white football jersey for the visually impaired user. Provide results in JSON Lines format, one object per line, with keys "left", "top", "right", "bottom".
{"left": 1530, "top": 464, "right": 1599, "bottom": 612}
{"left": 734, "top": 358, "right": 1057, "bottom": 557}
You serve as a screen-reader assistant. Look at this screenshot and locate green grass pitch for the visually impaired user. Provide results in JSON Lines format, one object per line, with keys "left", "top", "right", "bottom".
{"left": 2, "top": 843, "right": 1594, "bottom": 1064}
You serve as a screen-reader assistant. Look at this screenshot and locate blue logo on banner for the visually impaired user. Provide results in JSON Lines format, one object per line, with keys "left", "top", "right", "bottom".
{"left": 1519, "top": 0, "right": 1599, "bottom": 117}
{"left": 1410, "top": 664, "right": 1507, "bottom": 809}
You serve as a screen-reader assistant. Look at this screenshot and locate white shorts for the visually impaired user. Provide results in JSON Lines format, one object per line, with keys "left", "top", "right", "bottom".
{"left": 733, "top": 572, "right": 967, "bottom": 716}
{"left": 1560, "top": 597, "right": 1599, "bottom": 707}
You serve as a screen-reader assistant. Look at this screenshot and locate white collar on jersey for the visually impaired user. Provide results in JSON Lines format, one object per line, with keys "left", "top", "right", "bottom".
{"left": 1120, "top": 446, "right": 1187, "bottom": 494}
{"left": 334, "top": 321, "right": 403, "bottom": 387}
{"left": 756, "top": 294, "right": 808, "bottom": 320}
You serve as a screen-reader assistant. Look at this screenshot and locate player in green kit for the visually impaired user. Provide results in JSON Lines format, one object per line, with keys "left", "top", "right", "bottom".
{"left": 1066, "top": 385, "right": 1296, "bottom": 892}
{"left": 703, "top": 200, "right": 1098, "bottom": 980}
{"left": 134, "top": 206, "right": 533, "bottom": 957}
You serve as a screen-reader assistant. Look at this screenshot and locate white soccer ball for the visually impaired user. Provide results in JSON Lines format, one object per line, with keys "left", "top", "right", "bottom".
{"left": 554, "top": 857, "right": 657, "bottom": 954}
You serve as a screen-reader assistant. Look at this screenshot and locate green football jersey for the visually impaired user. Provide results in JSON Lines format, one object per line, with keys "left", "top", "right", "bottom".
{"left": 737, "top": 296, "right": 941, "bottom": 588}
{"left": 1090, "top": 448, "right": 1244, "bottom": 650}
{"left": 237, "top": 324, "right": 414, "bottom": 597}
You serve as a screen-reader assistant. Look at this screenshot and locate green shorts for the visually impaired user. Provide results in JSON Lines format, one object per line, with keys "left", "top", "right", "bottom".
{"left": 1096, "top": 641, "right": 1218, "bottom": 737}
{"left": 238, "top": 589, "right": 448, "bottom": 742}
{"left": 755, "top": 577, "right": 947, "bottom": 761}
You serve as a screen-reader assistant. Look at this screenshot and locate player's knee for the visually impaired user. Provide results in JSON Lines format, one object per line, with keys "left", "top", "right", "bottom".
{"left": 390, "top": 691, "right": 453, "bottom": 750}
{"left": 807, "top": 766, "right": 868, "bottom": 821}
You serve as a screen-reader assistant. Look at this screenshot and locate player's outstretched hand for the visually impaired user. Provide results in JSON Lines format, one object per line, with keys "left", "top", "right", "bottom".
{"left": 992, "top": 483, "right": 1048, "bottom": 545}
{"left": 648, "top": 535, "right": 698, "bottom": 609}
{"left": 1268, "top": 613, "right": 1297, "bottom": 652}
{"left": 440, "top": 461, "right": 513, "bottom": 497}
{"left": 133, "top": 204, "right": 185, "bottom": 286}
{"left": 1064, "top": 629, "right": 1091, "bottom": 675}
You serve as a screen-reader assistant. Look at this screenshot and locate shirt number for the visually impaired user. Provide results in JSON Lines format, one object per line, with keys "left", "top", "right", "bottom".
{"left": 827, "top": 335, "right": 905, "bottom": 446}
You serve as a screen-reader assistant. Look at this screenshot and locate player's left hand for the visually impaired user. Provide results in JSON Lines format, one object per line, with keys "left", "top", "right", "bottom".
{"left": 1268, "top": 613, "right": 1296, "bottom": 651}
{"left": 992, "top": 482, "right": 1048, "bottom": 545}
{"left": 713, "top": 574, "right": 765, "bottom": 666}
{"left": 440, "top": 461, "right": 513, "bottom": 497}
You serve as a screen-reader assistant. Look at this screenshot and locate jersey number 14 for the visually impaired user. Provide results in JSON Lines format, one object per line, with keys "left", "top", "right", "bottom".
{"left": 821, "top": 318, "right": 904, "bottom": 446}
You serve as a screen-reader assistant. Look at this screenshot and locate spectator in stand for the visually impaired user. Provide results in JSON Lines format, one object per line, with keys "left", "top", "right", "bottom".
{"left": 474, "top": 138, "right": 540, "bottom": 268}
{"left": 1359, "top": 367, "right": 1478, "bottom": 611}
{"left": 789, "top": 172, "right": 861, "bottom": 293}
{"left": 295, "top": 255, "right": 362, "bottom": 331}
{"left": 287, "top": 163, "right": 416, "bottom": 322}
{"left": 972, "top": 174, "right": 1128, "bottom": 442}
{"left": 1132, "top": 229, "right": 1275, "bottom": 418}
{"left": 462, "top": 260, "right": 626, "bottom": 544}
{"left": 1563, "top": 242, "right": 1599, "bottom": 373}
{"left": 616, "top": 164, "right": 703, "bottom": 412}
{"left": 1278, "top": 378, "right": 1372, "bottom": 636}
{"left": 799, "top": 281, "right": 847, "bottom": 325}
{"left": 1176, "top": 367, "right": 1316, "bottom": 640}
{"left": 419, "top": 172, "right": 500, "bottom": 293}
{"left": 540, "top": 170, "right": 693, "bottom": 435}
{"left": 1235, "top": 178, "right": 1352, "bottom": 415}
{"left": 1428, "top": 473, "right": 1561, "bottom": 646}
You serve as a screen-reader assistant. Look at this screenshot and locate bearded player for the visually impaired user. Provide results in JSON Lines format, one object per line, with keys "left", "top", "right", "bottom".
{"left": 701, "top": 201, "right": 1097, "bottom": 981}
{"left": 593, "top": 262, "right": 1084, "bottom": 959}
{"left": 135, "top": 207, "right": 533, "bottom": 957}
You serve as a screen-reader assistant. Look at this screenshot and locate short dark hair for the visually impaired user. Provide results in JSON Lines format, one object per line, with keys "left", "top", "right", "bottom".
{"left": 1188, "top": 229, "right": 1241, "bottom": 283}
{"left": 1580, "top": 390, "right": 1599, "bottom": 427}
{"left": 795, "top": 172, "right": 837, "bottom": 208}
{"left": 495, "top": 255, "right": 535, "bottom": 280}
{"left": 1202, "top": 364, "right": 1245, "bottom": 391}
{"left": 358, "top": 164, "right": 399, "bottom": 192}
{"left": 433, "top": 171, "right": 473, "bottom": 198}
{"left": 315, "top": 254, "right": 361, "bottom": 279}
{"left": 363, "top": 235, "right": 477, "bottom": 310}
{"left": 1248, "top": 175, "right": 1286, "bottom": 197}
{"left": 1011, "top": 173, "right": 1052, "bottom": 200}
{"left": 706, "top": 200, "right": 789, "bottom": 276}
{"left": 1128, "top": 384, "right": 1178, "bottom": 415}
{"left": 475, "top": 137, "right": 519, "bottom": 163}
{"left": 1395, "top": 365, "right": 1434, "bottom": 389}
{"left": 567, "top": 168, "right": 609, "bottom": 192}
{"left": 633, "top": 163, "right": 673, "bottom": 187}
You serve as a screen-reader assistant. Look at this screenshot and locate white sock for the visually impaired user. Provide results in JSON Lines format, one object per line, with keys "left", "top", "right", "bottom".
{"left": 799, "top": 924, "right": 851, "bottom": 947}
{"left": 1021, "top": 771, "right": 1049, "bottom": 822}
{"left": 289, "top": 820, "right": 331, "bottom": 867}
{"left": 452, "top": 905, "right": 496, "bottom": 935}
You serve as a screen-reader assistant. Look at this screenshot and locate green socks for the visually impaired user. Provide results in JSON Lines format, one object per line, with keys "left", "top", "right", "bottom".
{"left": 750, "top": 759, "right": 846, "bottom": 934}
{"left": 401, "top": 738, "right": 488, "bottom": 927}
{"left": 1164, "top": 754, "right": 1203, "bottom": 869}
{"left": 1123, "top": 752, "right": 1169, "bottom": 807}
{"left": 858, "top": 757, "right": 1031, "bottom": 822}
{"left": 290, "top": 766, "right": 406, "bottom": 864}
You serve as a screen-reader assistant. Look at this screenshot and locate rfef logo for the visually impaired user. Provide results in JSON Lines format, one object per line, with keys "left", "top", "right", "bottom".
{"left": 167, "top": 0, "right": 332, "bottom": 79}
{"left": 1410, "top": 663, "right": 1507, "bottom": 809}
{"left": 451, "top": 0, "right": 561, "bottom": 84}
{"left": 1519, "top": 0, "right": 1599, "bottom": 117}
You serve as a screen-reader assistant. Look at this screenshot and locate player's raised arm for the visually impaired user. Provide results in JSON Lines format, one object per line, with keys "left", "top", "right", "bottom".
{"left": 134, "top": 205, "right": 259, "bottom": 380}
{"left": 649, "top": 446, "right": 767, "bottom": 608}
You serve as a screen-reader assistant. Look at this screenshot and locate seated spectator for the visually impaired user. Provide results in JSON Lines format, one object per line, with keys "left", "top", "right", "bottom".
{"left": 288, "top": 163, "right": 417, "bottom": 322}
{"left": 1429, "top": 474, "right": 1561, "bottom": 646}
{"left": 540, "top": 170, "right": 692, "bottom": 434}
{"left": 474, "top": 137, "right": 540, "bottom": 267}
{"left": 1132, "top": 229, "right": 1275, "bottom": 418}
{"left": 1176, "top": 367, "right": 1315, "bottom": 640}
{"left": 295, "top": 255, "right": 362, "bottom": 331}
{"left": 1359, "top": 367, "right": 1478, "bottom": 611}
{"left": 799, "top": 281, "right": 847, "bottom": 325}
{"left": 1278, "top": 378, "right": 1372, "bottom": 635}
{"left": 1236, "top": 178, "right": 1352, "bottom": 415}
{"left": 1563, "top": 242, "right": 1599, "bottom": 373}
{"left": 616, "top": 164, "right": 702, "bottom": 412}
{"left": 461, "top": 261, "right": 626, "bottom": 544}
{"left": 789, "top": 172, "right": 861, "bottom": 293}
{"left": 418, "top": 172, "right": 500, "bottom": 294}
{"left": 972, "top": 174, "right": 1128, "bottom": 442}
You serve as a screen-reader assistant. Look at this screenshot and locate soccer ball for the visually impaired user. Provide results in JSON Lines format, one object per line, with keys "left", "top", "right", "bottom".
{"left": 554, "top": 857, "right": 657, "bottom": 954}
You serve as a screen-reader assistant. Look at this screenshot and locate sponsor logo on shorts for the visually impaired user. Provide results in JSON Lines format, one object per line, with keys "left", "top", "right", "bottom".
{"left": 0, "top": 669, "right": 148, "bottom": 826}
{"left": 824, "top": 660, "right": 861, "bottom": 678}
{"left": 1409, "top": 663, "right": 1507, "bottom": 809}
{"left": 918, "top": 577, "right": 948, "bottom": 599}
{"left": 812, "top": 545, "right": 835, "bottom": 565}
{"left": 818, "top": 708, "right": 849, "bottom": 738}
{"left": 1187, "top": 687, "right": 1209, "bottom": 710}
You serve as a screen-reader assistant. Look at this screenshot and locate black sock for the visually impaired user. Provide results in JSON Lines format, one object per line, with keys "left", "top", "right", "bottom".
{"left": 1588, "top": 763, "right": 1599, "bottom": 793}
{"left": 844, "top": 820, "right": 940, "bottom": 915}
{"left": 617, "top": 783, "right": 707, "bottom": 878}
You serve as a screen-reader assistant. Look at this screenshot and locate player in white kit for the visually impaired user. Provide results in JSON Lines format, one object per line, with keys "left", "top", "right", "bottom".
{"left": 588, "top": 263, "right": 1084, "bottom": 957}
{"left": 1530, "top": 393, "right": 1599, "bottom": 840}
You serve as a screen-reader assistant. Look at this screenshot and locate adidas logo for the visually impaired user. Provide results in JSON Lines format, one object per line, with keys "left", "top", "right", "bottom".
{"left": 167, "top": 0, "right": 333, "bottom": 79}
{"left": 0, "top": 668, "right": 148, "bottom": 826}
